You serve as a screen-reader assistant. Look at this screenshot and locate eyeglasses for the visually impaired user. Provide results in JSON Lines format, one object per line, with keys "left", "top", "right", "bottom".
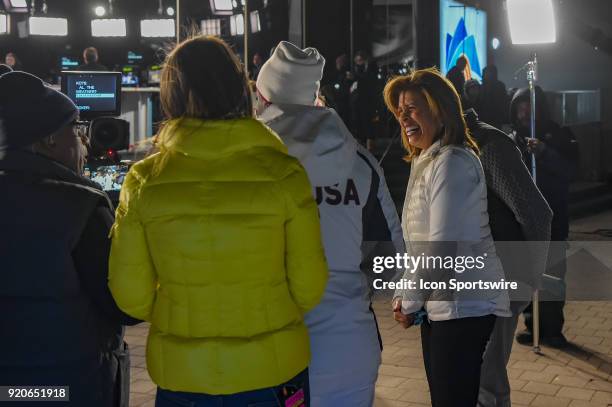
{"left": 72, "top": 121, "right": 90, "bottom": 148}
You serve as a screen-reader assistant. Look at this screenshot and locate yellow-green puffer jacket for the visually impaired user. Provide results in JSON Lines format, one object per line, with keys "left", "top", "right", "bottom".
{"left": 108, "top": 117, "right": 328, "bottom": 395}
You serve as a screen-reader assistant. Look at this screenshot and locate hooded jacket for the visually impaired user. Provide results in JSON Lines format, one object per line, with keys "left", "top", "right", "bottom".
{"left": 108, "top": 117, "right": 328, "bottom": 395}
{"left": 509, "top": 87, "right": 577, "bottom": 240}
{"left": 259, "top": 104, "right": 404, "bottom": 394}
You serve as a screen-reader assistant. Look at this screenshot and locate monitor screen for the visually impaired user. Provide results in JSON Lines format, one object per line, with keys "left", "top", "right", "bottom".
{"left": 60, "top": 56, "right": 80, "bottom": 71}
{"left": 61, "top": 71, "right": 121, "bottom": 119}
{"left": 121, "top": 65, "right": 139, "bottom": 87}
{"left": 127, "top": 50, "right": 144, "bottom": 64}
{"left": 84, "top": 164, "right": 129, "bottom": 192}
{"left": 440, "top": 0, "right": 487, "bottom": 81}
{"left": 148, "top": 65, "right": 162, "bottom": 85}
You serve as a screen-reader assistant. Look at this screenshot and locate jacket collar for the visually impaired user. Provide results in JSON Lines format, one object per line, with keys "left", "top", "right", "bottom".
{"left": 259, "top": 104, "right": 348, "bottom": 156}
{"left": 419, "top": 139, "right": 443, "bottom": 160}
{"left": 156, "top": 117, "right": 287, "bottom": 159}
{"left": 0, "top": 149, "right": 89, "bottom": 186}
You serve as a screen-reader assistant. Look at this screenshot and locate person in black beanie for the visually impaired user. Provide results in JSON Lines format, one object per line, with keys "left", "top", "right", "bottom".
{"left": 0, "top": 71, "right": 139, "bottom": 407}
{"left": 509, "top": 86, "right": 578, "bottom": 349}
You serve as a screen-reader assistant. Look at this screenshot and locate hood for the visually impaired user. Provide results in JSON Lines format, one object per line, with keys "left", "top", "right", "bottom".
{"left": 509, "top": 86, "right": 550, "bottom": 131}
{"left": 258, "top": 104, "right": 357, "bottom": 184}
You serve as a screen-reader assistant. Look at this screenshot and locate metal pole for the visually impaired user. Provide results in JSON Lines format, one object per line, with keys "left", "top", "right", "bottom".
{"left": 176, "top": 0, "right": 180, "bottom": 44}
{"left": 244, "top": 0, "right": 249, "bottom": 78}
{"left": 349, "top": 0, "right": 354, "bottom": 69}
{"left": 302, "top": 0, "right": 306, "bottom": 47}
{"left": 527, "top": 53, "right": 541, "bottom": 354}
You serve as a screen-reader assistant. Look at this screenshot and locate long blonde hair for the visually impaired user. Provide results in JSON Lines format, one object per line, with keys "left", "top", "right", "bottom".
{"left": 383, "top": 67, "right": 478, "bottom": 161}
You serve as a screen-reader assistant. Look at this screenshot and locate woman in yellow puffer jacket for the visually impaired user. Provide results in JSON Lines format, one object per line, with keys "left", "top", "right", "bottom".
{"left": 108, "top": 36, "right": 328, "bottom": 406}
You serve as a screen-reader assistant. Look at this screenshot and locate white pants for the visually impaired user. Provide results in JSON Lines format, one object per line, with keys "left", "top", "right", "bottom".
{"left": 310, "top": 384, "right": 376, "bottom": 407}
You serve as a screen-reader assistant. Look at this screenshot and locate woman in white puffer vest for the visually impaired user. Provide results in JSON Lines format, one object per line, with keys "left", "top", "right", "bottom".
{"left": 256, "top": 41, "right": 405, "bottom": 407}
{"left": 385, "top": 68, "right": 511, "bottom": 407}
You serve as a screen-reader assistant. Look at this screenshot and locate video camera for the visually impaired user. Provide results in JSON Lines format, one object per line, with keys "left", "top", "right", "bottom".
{"left": 61, "top": 71, "right": 132, "bottom": 199}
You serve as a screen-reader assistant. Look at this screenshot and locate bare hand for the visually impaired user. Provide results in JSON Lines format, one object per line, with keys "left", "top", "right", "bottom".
{"left": 392, "top": 298, "right": 415, "bottom": 329}
{"left": 526, "top": 138, "right": 545, "bottom": 155}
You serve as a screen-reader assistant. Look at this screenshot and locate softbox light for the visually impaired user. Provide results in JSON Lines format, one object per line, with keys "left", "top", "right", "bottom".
{"left": 201, "top": 18, "right": 221, "bottom": 36}
{"left": 2, "top": 0, "right": 28, "bottom": 13}
{"left": 250, "top": 10, "right": 260, "bottom": 33}
{"left": 140, "top": 18, "right": 175, "bottom": 37}
{"left": 210, "top": 0, "right": 233, "bottom": 15}
{"left": 229, "top": 13, "right": 244, "bottom": 36}
{"left": 0, "top": 14, "right": 7, "bottom": 34}
{"left": 91, "top": 18, "right": 127, "bottom": 37}
{"left": 29, "top": 16, "right": 68, "bottom": 36}
{"left": 507, "top": 0, "right": 556, "bottom": 44}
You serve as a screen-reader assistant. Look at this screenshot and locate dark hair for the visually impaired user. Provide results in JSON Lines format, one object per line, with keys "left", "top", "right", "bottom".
{"left": 160, "top": 35, "right": 252, "bottom": 120}
{"left": 454, "top": 56, "right": 468, "bottom": 70}
{"left": 83, "top": 47, "right": 99, "bottom": 63}
{"left": 355, "top": 50, "right": 369, "bottom": 60}
{"left": 483, "top": 65, "right": 498, "bottom": 82}
{"left": 383, "top": 67, "right": 479, "bottom": 161}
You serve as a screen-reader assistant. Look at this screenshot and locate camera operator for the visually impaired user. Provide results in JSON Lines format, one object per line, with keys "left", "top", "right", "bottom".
{"left": 0, "top": 71, "right": 138, "bottom": 407}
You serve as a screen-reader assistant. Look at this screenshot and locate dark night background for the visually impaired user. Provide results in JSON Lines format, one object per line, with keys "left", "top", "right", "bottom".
{"left": 0, "top": 0, "right": 379, "bottom": 84}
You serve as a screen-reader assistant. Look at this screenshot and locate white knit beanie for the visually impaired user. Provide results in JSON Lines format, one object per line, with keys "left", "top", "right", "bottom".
{"left": 256, "top": 41, "right": 325, "bottom": 106}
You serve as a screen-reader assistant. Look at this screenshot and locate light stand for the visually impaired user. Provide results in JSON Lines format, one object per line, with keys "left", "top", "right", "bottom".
{"left": 507, "top": 0, "right": 556, "bottom": 355}
{"left": 526, "top": 54, "right": 541, "bottom": 354}
{"left": 244, "top": 0, "right": 249, "bottom": 78}
{"left": 176, "top": 0, "right": 180, "bottom": 43}
{"left": 512, "top": 51, "right": 543, "bottom": 355}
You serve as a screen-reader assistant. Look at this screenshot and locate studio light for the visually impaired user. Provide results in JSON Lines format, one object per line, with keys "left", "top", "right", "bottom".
{"left": 507, "top": 0, "right": 556, "bottom": 45}
{"left": 210, "top": 0, "right": 233, "bottom": 16}
{"left": 140, "top": 18, "right": 175, "bottom": 37}
{"left": 250, "top": 10, "right": 260, "bottom": 33}
{"left": 166, "top": 6, "right": 175, "bottom": 16}
{"left": 0, "top": 13, "right": 7, "bottom": 34}
{"left": 2, "top": 0, "right": 29, "bottom": 13}
{"left": 506, "top": 0, "right": 557, "bottom": 355}
{"left": 29, "top": 16, "right": 68, "bottom": 36}
{"left": 94, "top": 6, "right": 106, "bottom": 17}
{"left": 230, "top": 13, "right": 243, "bottom": 36}
{"left": 491, "top": 37, "right": 500, "bottom": 50}
{"left": 91, "top": 18, "right": 126, "bottom": 37}
{"left": 201, "top": 18, "right": 221, "bottom": 36}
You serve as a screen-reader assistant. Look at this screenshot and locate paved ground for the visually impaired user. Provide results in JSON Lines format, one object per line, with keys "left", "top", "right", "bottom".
{"left": 125, "top": 210, "right": 612, "bottom": 407}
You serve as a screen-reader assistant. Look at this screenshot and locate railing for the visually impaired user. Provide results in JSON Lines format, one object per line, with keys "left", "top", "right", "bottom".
{"left": 547, "top": 90, "right": 601, "bottom": 126}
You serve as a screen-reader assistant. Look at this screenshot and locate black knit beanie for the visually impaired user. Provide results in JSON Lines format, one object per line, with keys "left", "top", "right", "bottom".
{"left": 0, "top": 71, "right": 78, "bottom": 150}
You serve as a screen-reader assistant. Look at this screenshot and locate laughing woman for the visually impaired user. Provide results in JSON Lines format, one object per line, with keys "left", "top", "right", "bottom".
{"left": 384, "top": 68, "right": 510, "bottom": 407}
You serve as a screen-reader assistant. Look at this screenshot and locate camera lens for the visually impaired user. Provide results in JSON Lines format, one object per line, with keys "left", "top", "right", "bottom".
{"left": 89, "top": 117, "right": 129, "bottom": 157}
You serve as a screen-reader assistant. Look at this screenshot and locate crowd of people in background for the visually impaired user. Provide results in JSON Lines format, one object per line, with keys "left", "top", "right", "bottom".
{"left": 0, "top": 34, "right": 579, "bottom": 407}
